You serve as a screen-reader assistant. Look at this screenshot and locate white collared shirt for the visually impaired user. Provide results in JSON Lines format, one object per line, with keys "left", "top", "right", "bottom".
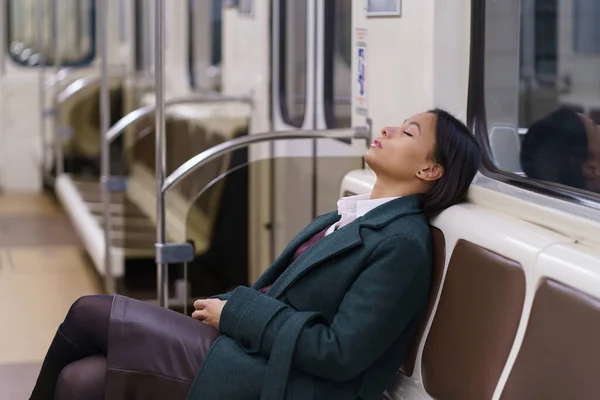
{"left": 325, "top": 193, "right": 400, "bottom": 236}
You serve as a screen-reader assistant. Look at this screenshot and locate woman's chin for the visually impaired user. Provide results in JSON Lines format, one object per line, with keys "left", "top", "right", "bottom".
{"left": 364, "top": 149, "right": 378, "bottom": 169}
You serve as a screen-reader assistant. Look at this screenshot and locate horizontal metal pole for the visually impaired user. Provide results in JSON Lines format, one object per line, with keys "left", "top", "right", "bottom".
{"left": 106, "top": 94, "right": 253, "bottom": 144}
{"left": 162, "top": 126, "right": 371, "bottom": 194}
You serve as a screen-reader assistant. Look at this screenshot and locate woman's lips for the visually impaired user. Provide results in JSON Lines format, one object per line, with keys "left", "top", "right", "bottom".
{"left": 371, "top": 138, "right": 382, "bottom": 149}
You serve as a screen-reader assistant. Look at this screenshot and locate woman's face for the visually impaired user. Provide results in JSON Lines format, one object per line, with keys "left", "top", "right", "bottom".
{"left": 365, "top": 112, "right": 442, "bottom": 182}
{"left": 577, "top": 114, "right": 600, "bottom": 192}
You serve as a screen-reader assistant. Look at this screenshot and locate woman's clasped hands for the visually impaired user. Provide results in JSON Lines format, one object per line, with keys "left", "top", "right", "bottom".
{"left": 192, "top": 299, "right": 226, "bottom": 330}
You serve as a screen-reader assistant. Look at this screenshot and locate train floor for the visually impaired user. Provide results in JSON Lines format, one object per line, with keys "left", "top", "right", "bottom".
{"left": 0, "top": 192, "right": 104, "bottom": 399}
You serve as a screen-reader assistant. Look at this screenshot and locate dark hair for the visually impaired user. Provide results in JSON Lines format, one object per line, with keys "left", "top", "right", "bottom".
{"left": 423, "top": 108, "right": 481, "bottom": 216}
{"left": 520, "top": 107, "right": 588, "bottom": 190}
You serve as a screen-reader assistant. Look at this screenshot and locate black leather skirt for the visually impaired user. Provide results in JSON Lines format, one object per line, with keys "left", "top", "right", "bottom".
{"left": 105, "top": 294, "right": 220, "bottom": 400}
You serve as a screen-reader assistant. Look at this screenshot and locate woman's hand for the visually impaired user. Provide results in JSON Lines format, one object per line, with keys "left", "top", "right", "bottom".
{"left": 192, "top": 299, "right": 226, "bottom": 330}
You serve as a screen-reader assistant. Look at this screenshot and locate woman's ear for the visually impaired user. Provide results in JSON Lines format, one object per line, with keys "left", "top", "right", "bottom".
{"left": 417, "top": 164, "right": 444, "bottom": 181}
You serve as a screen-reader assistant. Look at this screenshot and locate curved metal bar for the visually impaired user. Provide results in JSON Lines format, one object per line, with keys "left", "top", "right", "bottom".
{"left": 180, "top": 160, "right": 252, "bottom": 308}
{"left": 56, "top": 75, "right": 122, "bottom": 105}
{"left": 105, "top": 94, "right": 253, "bottom": 144}
{"left": 162, "top": 127, "right": 371, "bottom": 194}
{"left": 161, "top": 126, "right": 371, "bottom": 308}
{"left": 54, "top": 68, "right": 148, "bottom": 105}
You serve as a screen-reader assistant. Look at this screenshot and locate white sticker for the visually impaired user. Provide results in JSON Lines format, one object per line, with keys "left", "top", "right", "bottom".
{"left": 355, "top": 28, "right": 368, "bottom": 116}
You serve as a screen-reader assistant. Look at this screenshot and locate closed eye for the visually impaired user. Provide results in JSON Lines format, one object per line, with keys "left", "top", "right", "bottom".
{"left": 403, "top": 131, "right": 413, "bottom": 137}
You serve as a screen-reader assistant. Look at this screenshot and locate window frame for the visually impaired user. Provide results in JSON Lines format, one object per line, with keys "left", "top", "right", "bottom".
{"left": 323, "top": 0, "right": 352, "bottom": 130}
{"left": 276, "top": 0, "right": 309, "bottom": 128}
{"left": 468, "top": 0, "right": 600, "bottom": 211}
{"left": 134, "top": 0, "right": 149, "bottom": 73}
{"left": 322, "top": 0, "right": 336, "bottom": 129}
{"left": 187, "top": 0, "right": 222, "bottom": 90}
{"left": 5, "top": 0, "right": 96, "bottom": 67}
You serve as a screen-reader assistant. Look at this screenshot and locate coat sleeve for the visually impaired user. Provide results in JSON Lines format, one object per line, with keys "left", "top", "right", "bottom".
{"left": 218, "top": 235, "right": 430, "bottom": 382}
{"left": 210, "top": 292, "right": 232, "bottom": 301}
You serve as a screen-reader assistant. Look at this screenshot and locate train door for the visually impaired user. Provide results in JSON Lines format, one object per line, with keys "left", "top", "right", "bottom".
{"left": 0, "top": 0, "right": 97, "bottom": 191}
{"left": 270, "top": 0, "right": 363, "bottom": 257}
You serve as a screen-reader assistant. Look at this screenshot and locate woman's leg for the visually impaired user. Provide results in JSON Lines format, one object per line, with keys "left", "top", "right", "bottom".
{"left": 105, "top": 295, "right": 221, "bottom": 400}
{"left": 29, "top": 294, "right": 113, "bottom": 399}
{"left": 54, "top": 355, "right": 106, "bottom": 400}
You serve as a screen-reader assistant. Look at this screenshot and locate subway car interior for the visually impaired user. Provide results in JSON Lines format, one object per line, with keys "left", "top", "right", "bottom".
{"left": 2, "top": 0, "right": 600, "bottom": 398}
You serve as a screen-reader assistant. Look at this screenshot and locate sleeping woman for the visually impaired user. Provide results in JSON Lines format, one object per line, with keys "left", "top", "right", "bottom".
{"left": 30, "top": 108, "right": 480, "bottom": 400}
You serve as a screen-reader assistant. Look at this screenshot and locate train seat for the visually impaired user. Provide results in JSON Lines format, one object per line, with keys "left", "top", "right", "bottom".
{"left": 57, "top": 77, "right": 125, "bottom": 174}
{"left": 399, "top": 227, "right": 446, "bottom": 377}
{"left": 337, "top": 171, "right": 532, "bottom": 400}
{"left": 55, "top": 96, "right": 252, "bottom": 295}
{"left": 129, "top": 108, "right": 250, "bottom": 252}
{"left": 499, "top": 246, "right": 600, "bottom": 399}
{"left": 420, "top": 240, "right": 525, "bottom": 400}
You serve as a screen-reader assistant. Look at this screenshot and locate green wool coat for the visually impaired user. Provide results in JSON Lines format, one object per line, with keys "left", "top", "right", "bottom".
{"left": 186, "top": 194, "right": 432, "bottom": 400}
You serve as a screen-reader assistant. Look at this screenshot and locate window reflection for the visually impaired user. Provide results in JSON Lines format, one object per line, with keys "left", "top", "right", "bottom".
{"left": 485, "top": 0, "right": 600, "bottom": 194}
{"left": 520, "top": 107, "right": 600, "bottom": 192}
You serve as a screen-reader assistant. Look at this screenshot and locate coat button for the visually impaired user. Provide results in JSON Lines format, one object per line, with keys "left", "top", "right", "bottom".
{"left": 241, "top": 337, "right": 251, "bottom": 349}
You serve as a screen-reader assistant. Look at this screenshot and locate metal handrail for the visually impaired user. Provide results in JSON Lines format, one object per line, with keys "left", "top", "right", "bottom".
{"left": 156, "top": 125, "right": 371, "bottom": 308}
{"left": 56, "top": 75, "right": 126, "bottom": 105}
{"left": 55, "top": 69, "right": 155, "bottom": 106}
{"left": 105, "top": 94, "right": 253, "bottom": 144}
{"left": 162, "top": 126, "right": 371, "bottom": 193}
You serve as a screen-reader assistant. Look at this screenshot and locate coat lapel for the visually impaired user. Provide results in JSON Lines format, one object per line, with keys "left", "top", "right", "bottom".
{"left": 267, "top": 219, "right": 363, "bottom": 298}
{"left": 251, "top": 211, "right": 340, "bottom": 290}
{"left": 258, "top": 194, "right": 425, "bottom": 298}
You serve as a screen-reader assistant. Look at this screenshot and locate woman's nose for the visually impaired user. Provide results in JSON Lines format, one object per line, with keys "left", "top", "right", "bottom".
{"left": 381, "top": 128, "right": 388, "bottom": 137}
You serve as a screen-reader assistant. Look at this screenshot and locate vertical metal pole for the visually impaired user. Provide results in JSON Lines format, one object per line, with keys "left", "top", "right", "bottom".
{"left": 51, "top": 0, "right": 64, "bottom": 176}
{"left": 310, "top": 0, "right": 318, "bottom": 220}
{"left": 37, "top": 0, "right": 48, "bottom": 182}
{"left": 98, "top": 0, "right": 114, "bottom": 294}
{"left": 155, "top": 0, "right": 168, "bottom": 308}
{"left": 0, "top": 0, "right": 7, "bottom": 76}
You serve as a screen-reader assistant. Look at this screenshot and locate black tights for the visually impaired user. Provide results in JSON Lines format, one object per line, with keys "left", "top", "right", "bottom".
{"left": 61, "top": 294, "right": 112, "bottom": 353}
{"left": 31, "top": 294, "right": 113, "bottom": 400}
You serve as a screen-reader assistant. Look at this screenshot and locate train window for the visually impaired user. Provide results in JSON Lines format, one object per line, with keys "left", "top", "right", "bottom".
{"left": 278, "top": 0, "right": 307, "bottom": 127}
{"left": 473, "top": 0, "right": 600, "bottom": 201}
{"left": 324, "top": 0, "right": 352, "bottom": 129}
{"left": 188, "top": 0, "right": 222, "bottom": 90}
{"left": 573, "top": 0, "right": 600, "bottom": 55}
{"left": 6, "top": 0, "right": 95, "bottom": 67}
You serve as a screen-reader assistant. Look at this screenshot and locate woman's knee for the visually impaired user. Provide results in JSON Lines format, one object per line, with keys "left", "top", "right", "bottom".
{"left": 62, "top": 295, "right": 114, "bottom": 352}
{"left": 64, "top": 295, "right": 113, "bottom": 326}
{"left": 55, "top": 355, "right": 107, "bottom": 400}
